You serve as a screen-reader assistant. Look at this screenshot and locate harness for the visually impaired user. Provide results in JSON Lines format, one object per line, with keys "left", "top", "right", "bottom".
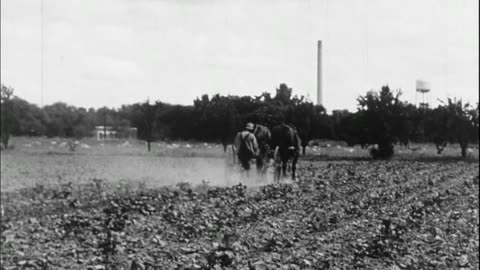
{"left": 239, "top": 132, "right": 255, "bottom": 158}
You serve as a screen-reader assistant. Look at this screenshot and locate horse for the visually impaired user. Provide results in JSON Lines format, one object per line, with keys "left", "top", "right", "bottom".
{"left": 270, "top": 124, "right": 301, "bottom": 182}
{"left": 251, "top": 124, "right": 272, "bottom": 173}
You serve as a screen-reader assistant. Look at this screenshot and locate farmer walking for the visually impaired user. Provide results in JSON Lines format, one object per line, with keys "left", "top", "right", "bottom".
{"left": 234, "top": 122, "right": 259, "bottom": 172}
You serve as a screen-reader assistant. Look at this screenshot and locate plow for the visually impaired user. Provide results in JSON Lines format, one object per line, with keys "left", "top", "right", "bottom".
{"left": 224, "top": 144, "right": 295, "bottom": 182}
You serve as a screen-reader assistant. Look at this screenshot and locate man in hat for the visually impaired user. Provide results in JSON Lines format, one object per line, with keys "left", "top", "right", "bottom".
{"left": 233, "top": 122, "right": 259, "bottom": 171}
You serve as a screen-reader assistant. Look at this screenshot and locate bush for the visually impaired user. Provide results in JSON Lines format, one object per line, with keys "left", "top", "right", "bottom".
{"left": 370, "top": 144, "right": 394, "bottom": 159}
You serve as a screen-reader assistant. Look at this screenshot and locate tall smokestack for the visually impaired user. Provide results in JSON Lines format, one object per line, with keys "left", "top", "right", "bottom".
{"left": 317, "top": 40, "right": 323, "bottom": 106}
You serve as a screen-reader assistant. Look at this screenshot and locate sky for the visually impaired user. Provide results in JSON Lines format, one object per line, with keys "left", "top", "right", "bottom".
{"left": 1, "top": 0, "right": 478, "bottom": 111}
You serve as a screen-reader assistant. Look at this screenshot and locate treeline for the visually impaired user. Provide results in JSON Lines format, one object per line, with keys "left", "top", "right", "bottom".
{"left": 336, "top": 86, "right": 478, "bottom": 158}
{"left": 1, "top": 83, "right": 478, "bottom": 158}
{"left": 0, "top": 84, "right": 329, "bottom": 152}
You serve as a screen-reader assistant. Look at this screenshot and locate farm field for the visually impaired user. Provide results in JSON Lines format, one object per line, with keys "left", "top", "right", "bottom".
{"left": 0, "top": 137, "right": 251, "bottom": 192}
{"left": 0, "top": 137, "right": 479, "bottom": 269}
{"left": 1, "top": 137, "right": 477, "bottom": 191}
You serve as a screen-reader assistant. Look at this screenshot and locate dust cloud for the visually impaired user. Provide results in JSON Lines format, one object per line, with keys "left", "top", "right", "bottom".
{"left": 0, "top": 148, "right": 277, "bottom": 191}
{"left": 142, "top": 156, "right": 276, "bottom": 188}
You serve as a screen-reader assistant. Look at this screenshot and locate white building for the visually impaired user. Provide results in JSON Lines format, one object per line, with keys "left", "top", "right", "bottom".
{"left": 94, "top": 126, "right": 117, "bottom": 140}
{"left": 93, "top": 126, "right": 137, "bottom": 140}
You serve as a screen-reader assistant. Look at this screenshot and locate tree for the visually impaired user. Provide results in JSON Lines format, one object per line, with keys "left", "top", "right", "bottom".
{"left": 255, "top": 92, "right": 273, "bottom": 103}
{"left": 1, "top": 84, "right": 15, "bottom": 148}
{"left": 337, "top": 111, "right": 369, "bottom": 148}
{"left": 71, "top": 107, "right": 96, "bottom": 138}
{"left": 357, "top": 86, "right": 409, "bottom": 159}
{"left": 309, "top": 105, "right": 332, "bottom": 142}
{"left": 331, "top": 109, "right": 350, "bottom": 141}
{"left": 430, "top": 99, "right": 479, "bottom": 158}
{"left": 291, "top": 102, "right": 315, "bottom": 155}
{"left": 43, "top": 103, "right": 94, "bottom": 138}
{"left": 157, "top": 105, "right": 195, "bottom": 140}
{"left": 274, "top": 83, "right": 293, "bottom": 105}
{"left": 424, "top": 106, "right": 450, "bottom": 154}
{"left": 193, "top": 94, "right": 239, "bottom": 147}
{"left": 249, "top": 102, "right": 286, "bottom": 128}
{"left": 9, "top": 97, "right": 47, "bottom": 136}
{"left": 399, "top": 104, "right": 425, "bottom": 145}
{"left": 218, "top": 98, "right": 239, "bottom": 151}
{"left": 140, "top": 101, "right": 156, "bottom": 152}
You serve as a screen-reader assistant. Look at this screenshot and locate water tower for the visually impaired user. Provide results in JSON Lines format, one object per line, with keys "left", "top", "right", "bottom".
{"left": 415, "top": 80, "right": 431, "bottom": 109}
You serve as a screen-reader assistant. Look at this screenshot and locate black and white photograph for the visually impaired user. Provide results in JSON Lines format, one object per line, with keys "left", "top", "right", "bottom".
{"left": 1, "top": 0, "right": 478, "bottom": 269}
